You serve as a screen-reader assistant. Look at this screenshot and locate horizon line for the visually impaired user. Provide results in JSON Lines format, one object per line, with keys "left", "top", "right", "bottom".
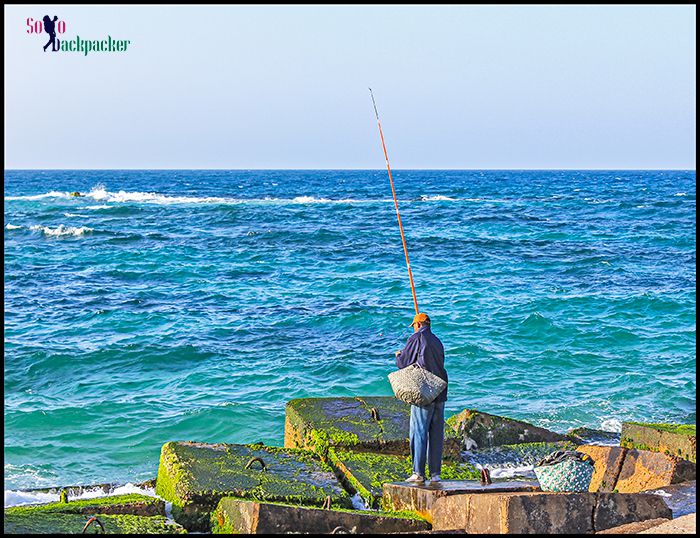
{"left": 4, "top": 167, "right": 697, "bottom": 172}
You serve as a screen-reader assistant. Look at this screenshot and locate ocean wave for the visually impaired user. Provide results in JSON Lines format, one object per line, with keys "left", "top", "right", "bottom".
{"left": 674, "top": 192, "right": 687, "bottom": 196}
{"left": 600, "top": 418, "right": 622, "bottom": 433}
{"left": 4, "top": 482, "right": 155, "bottom": 508}
{"left": 5, "top": 186, "right": 490, "bottom": 206}
{"left": 29, "top": 225, "right": 94, "bottom": 237}
{"left": 5, "top": 223, "right": 22, "bottom": 229}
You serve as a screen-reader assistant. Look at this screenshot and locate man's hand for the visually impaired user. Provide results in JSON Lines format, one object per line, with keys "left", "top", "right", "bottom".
{"left": 395, "top": 350, "right": 402, "bottom": 358}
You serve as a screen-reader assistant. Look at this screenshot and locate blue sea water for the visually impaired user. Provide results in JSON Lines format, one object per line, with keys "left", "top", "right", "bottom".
{"left": 3, "top": 169, "right": 696, "bottom": 492}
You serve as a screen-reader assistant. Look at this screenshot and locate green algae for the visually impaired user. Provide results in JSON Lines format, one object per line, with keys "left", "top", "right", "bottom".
{"left": 327, "top": 449, "right": 479, "bottom": 508}
{"left": 3, "top": 495, "right": 184, "bottom": 534}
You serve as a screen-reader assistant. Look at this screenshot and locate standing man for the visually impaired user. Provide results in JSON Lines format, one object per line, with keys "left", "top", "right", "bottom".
{"left": 395, "top": 312, "right": 448, "bottom": 484}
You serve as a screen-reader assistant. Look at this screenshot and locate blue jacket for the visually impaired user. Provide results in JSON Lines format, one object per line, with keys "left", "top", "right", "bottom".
{"left": 396, "top": 326, "right": 448, "bottom": 403}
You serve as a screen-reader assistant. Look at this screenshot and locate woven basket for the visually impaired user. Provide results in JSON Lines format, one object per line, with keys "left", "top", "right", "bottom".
{"left": 534, "top": 459, "right": 594, "bottom": 492}
{"left": 387, "top": 364, "right": 447, "bottom": 407}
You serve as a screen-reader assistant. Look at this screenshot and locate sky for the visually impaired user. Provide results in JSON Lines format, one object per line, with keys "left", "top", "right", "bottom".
{"left": 3, "top": 4, "right": 696, "bottom": 169}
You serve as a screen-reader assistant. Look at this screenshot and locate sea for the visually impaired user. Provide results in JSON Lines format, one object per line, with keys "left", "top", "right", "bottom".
{"left": 3, "top": 169, "right": 696, "bottom": 502}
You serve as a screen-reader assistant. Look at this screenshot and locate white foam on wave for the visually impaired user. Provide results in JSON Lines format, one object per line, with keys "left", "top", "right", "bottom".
{"left": 29, "top": 225, "right": 94, "bottom": 237}
{"left": 5, "top": 223, "right": 22, "bottom": 229}
{"left": 600, "top": 418, "right": 622, "bottom": 433}
{"left": 4, "top": 483, "right": 156, "bottom": 508}
{"left": 5, "top": 191, "right": 70, "bottom": 201}
{"left": 674, "top": 192, "right": 687, "bottom": 197}
{"left": 489, "top": 465, "right": 535, "bottom": 479}
{"left": 419, "top": 194, "right": 456, "bottom": 201}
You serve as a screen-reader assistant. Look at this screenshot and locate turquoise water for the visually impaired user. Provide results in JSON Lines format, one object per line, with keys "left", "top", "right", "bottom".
{"left": 4, "top": 169, "right": 696, "bottom": 491}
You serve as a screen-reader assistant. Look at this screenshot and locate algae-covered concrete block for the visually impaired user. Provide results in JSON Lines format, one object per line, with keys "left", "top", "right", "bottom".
{"left": 621, "top": 422, "right": 696, "bottom": 463}
{"left": 577, "top": 445, "right": 628, "bottom": 492}
{"left": 446, "top": 408, "right": 567, "bottom": 449}
{"left": 285, "top": 396, "right": 461, "bottom": 458}
{"left": 431, "top": 491, "right": 671, "bottom": 533}
{"left": 211, "top": 497, "right": 430, "bottom": 534}
{"left": 155, "top": 441, "right": 351, "bottom": 531}
{"left": 615, "top": 448, "right": 696, "bottom": 493}
{"left": 382, "top": 480, "right": 540, "bottom": 523}
{"left": 328, "top": 449, "right": 480, "bottom": 508}
{"left": 3, "top": 494, "right": 185, "bottom": 534}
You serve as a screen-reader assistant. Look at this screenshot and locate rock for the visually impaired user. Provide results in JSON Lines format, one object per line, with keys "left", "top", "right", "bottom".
{"left": 3, "top": 494, "right": 185, "bottom": 534}
{"left": 595, "top": 518, "right": 671, "bottom": 534}
{"left": 567, "top": 427, "right": 621, "bottom": 446}
{"left": 382, "top": 480, "right": 540, "bottom": 523}
{"left": 155, "top": 441, "right": 351, "bottom": 531}
{"left": 643, "top": 480, "right": 697, "bottom": 517}
{"left": 615, "top": 449, "right": 696, "bottom": 493}
{"left": 284, "top": 396, "right": 461, "bottom": 458}
{"left": 328, "top": 449, "right": 480, "bottom": 508}
{"left": 431, "top": 491, "right": 671, "bottom": 533}
{"left": 446, "top": 409, "right": 568, "bottom": 449}
{"left": 577, "top": 445, "right": 628, "bottom": 492}
{"left": 593, "top": 492, "right": 672, "bottom": 531}
{"left": 621, "top": 422, "right": 696, "bottom": 463}
{"left": 211, "top": 497, "right": 431, "bottom": 534}
{"left": 638, "top": 512, "right": 696, "bottom": 534}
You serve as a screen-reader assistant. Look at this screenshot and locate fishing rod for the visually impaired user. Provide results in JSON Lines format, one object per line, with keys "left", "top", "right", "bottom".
{"left": 369, "top": 88, "right": 419, "bottom": 315}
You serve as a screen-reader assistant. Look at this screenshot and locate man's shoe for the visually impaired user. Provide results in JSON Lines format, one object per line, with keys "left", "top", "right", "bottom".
{"left": 406, "top": 474, "right": 425, "bottom": 484}
{"left": 430, "top": 475, "right": 441, "bottom": 483}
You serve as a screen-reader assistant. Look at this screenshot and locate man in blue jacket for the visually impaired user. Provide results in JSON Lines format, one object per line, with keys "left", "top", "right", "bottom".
{"left": 395, "top": 312, "right": 448, "bottom": 484}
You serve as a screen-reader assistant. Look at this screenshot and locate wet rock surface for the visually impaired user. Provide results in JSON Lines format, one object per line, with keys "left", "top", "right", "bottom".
{"left": 446, "top": 409, "right": 568, "bottom": 449}
{"left": 211, "top": 497, "right": 431, "bottom": 534}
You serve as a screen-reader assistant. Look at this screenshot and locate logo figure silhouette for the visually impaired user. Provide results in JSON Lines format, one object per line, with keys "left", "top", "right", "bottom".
{"left": 43, "top": 15, "right": 60, "bottom": 52}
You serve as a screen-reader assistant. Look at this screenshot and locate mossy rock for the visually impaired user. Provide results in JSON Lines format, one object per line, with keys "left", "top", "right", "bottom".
{"left": 620, "top": 422, "right": 696, "bottom": 463}
{"left": 446, "top": 409, "right": 567, "bottom": 449}
{"left": 328, "top": 449, "right": 480, "bottom": 508}
{"left": 211, "top": 497, "right": 430, "bottom": 534}
{"left": 155, "top": 441, "right": 352, "bottom": 532}
{"left": 566, "top": 427, "right": 621, "bottom": 446}
{"left": 3, "top": 494, "right": 185, "bottom": 534}
{"left": 285, "top": 396, "right": 462, "bottom": 458}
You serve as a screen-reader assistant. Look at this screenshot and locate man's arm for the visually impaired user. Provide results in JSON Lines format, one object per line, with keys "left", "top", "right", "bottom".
{"left": 396, "top": 334, "right": 420, "bottom": 369}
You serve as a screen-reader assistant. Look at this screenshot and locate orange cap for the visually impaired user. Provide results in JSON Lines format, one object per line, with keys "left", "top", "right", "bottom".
{"left": 409, "top": 312, "right": 431, "bottom": 326}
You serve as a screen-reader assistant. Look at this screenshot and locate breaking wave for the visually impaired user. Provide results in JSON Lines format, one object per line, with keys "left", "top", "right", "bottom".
{"left": 4, "top": 482, "right": 155, "bottom": 508}
{"left": 29, "top": 225, "right": 94, "bottom": 237}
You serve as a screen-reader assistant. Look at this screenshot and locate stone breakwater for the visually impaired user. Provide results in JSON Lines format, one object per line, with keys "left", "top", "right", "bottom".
{"left": 3, "top": 397, "right": 696, "bottom": 534}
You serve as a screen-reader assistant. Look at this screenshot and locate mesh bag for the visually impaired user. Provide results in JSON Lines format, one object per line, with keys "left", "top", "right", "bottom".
{"left": 388, "top": 364, "right": 447, "bottom": 407}
{"left": 534, "top": 459, "right": 594, "bottom": 492}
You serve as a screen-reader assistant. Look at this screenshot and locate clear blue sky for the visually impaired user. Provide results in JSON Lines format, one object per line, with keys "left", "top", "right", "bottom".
{"left": 4, "top": 4, "right": 696, "bottom": 169}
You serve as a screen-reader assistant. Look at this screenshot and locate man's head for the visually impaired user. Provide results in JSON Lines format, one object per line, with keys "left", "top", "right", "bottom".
{"left": 410, "top": 312, "right": 431, "bottom": 332}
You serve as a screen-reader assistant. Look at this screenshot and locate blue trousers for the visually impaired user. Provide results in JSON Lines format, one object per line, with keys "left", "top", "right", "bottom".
{"left": 409, "top": 401, "right": 445, "bottom": 477}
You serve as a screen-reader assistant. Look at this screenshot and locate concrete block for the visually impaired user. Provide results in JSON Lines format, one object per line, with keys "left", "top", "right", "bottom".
{"left": 615, "top": 449, "right": 696, "bottom": 493}
{"left": 577, "top": 445, "right": 628, "bottom": 492}
{"left": 446, "top": 408, "right": 567, "bottom": 449}
{"left": 382, "top": 480, "right": 540, "bottom": 524}
{"left": 284, "top": 396, "right": 461, "bottom": 458}
{"left": 212, "top": 497, "right": 431, "bottom": 534}
{"left": 621, "top": 422, "right": 696, "bottom": 463}
{"left": 155, "top": 441, "right": 351, "bottom": 531}
{"left": 431, "top": 491, "right": 672, "bottom": 533}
